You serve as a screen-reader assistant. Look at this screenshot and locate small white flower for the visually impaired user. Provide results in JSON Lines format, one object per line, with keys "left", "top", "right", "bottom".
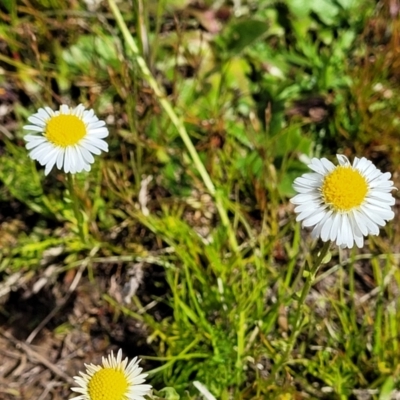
{"left": 24, "top": 104, "right": 109, "bottom": 175}
{"left": 70, "top": 349, "right": 152, "bottom": 400}
{"left": 291, "top": 154, "right": 396, "bottom": 249}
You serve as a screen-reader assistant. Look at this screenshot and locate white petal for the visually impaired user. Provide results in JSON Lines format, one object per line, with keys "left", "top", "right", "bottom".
{"left": 74, "top": 146, "right": 84, "bottom": 173}
{"left": 74, "top": 104, "right": 85, "bottom": 117}
{"left": 302, "top": 209, "right": 327, "bottom": 227}
{"left": 357, "top": 209, "right": 380, "bottom": 235}
{"left": 290, "top": 193, "right": 321, "bottom": 205}
{"left": 355, "top": 157, "right": 371, "bottom": 173}
{"left": 25, "top": 137, "right": 47, "bottom": 150}
{"left": 363, "top": 161, "right": 377, "bottom": 177}
{"left": 83, "top": 109, "right": 95, "bottom": 120}
{"left": 363, "top": 204, "right": 394, "bottom": 221}
{"left": 88, "top": 128, "right": 109, "bottom": 139}
{"left": 43, "top": 107, "right": 55, "bottom": 117}
{"left": 369, "top": 179, "right": 394, "bottom": 189}
{"left": 320, "top": 158, "right": 335, "bottom": 172}
{"left": 328, "top": 212, "right": 341, "bottom": 242}
{"left": 64, "top": 147, "right": 72, "bottom": 173}
{"left": 29, "top": 142, "right": 53, "bottom": 161}
{"left": 361, "top": 205, "right": 387, "bottom": 226}
{"left": 308, "top": 158, "right": 328, "bottom": 174}
{"left": 311, "top": 210, "right": 333, "bottom": 240}
{"left": 292, "top": 184, "right": 317, "bottom": 194}
{"left": 44, "top": 152, "right": 58, "bottom": 175}
{"left": 371, "top": 193, "right": 396, "bottom": 204}
{"left": 366, "top": 194, "right": 394, "bottom": 206}
{"left": 320, "top": 213, "right": 333, "bottom": 242}
{"left": 28, "top": 114, "right": 47, "bottom": 125}
{"left": 78, "top": 140, "right": 102, "bottom": 155}
{"left": 56, "top": 149, "right": 65, "bottom": 169}
{"left": 354, "top": 233, "right": 364, "bottom": 248}
{"left": 40, "top": 147, "right": 61, "bottom": 165}
{"left": 23, "top": 124, "right": 45, "bottom": 132}
{"left": 87, "top": 137, "right": 109, "bottom": 152}
{"left": 352, "top": 209, "right": 369, "bottom": 236}
{"left": 24, "top": 134, "right": 45, "bottom": 142}
{"left": 294, "top": 201, "right": 322, "bottom": 213}
{"left": 60, "top": 104, "right": 69, "bottom": 114}
{"left": 83, "top": 162, "right": 91, "bottom": 172}
{"left": 294, "top": 176, "right": 321, "bottom": 188}
{"left": 338, "top": 215, "right": 353, "bottom": 248}
{"left": 88, "top": 120, "right": 106, "bottom": 129}
{"left": 79, "top": 146, "right": 95, "bottom": 164}
{"left": 348, "top": 212, "right": 363, "bottom": 239}
{"left": 67, "top": 147, "right": 78, "bottom": 173}
{"left": 336, "top": 154, "right": 350, "bottom": 166}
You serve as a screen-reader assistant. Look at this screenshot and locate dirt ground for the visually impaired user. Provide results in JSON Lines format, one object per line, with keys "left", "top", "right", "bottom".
{"left": 0, "top": 259, "right": 161, "bottom": 400}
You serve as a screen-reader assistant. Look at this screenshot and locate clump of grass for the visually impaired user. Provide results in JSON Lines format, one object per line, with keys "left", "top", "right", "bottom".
{"left": 0, "top": 0, "right": 400, "bottom": 399}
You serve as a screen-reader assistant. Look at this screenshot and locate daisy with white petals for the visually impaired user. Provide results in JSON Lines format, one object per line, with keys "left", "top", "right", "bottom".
{"left": 70, "top": 349, "right": 152, "bottom": 400}
{"left": 291, "top": 154, "right": 396, "bottom": 249}
{"left": 24, "top": 104, "right": 109, "bottom": 175}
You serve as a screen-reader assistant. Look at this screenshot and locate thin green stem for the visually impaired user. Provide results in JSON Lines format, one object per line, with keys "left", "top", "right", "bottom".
{"left": 67, "top": 174, "right": 86, "bottom": 243}
{"left": 107, "top": 0, "right": 238, "bottom": 252}
{"left": 273, "top": 240, "right": 331, "bottom": 375}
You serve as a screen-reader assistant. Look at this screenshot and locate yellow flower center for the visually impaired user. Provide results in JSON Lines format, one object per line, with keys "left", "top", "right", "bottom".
{"left": 88, "top": 368, "right": 129, "bottom": 400}
{"left": 321, "top": 166, "right": 368, "bottom": 211}
{"left": 45, "top": 114, "right": 86, "bottom": 147}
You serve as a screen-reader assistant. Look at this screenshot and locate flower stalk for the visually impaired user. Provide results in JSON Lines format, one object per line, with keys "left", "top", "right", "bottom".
{"left": 67, "top": 174, "right": 86, "bottom": 243}
{"left": 273, "top": 240, "right": 331, "bottom": 375}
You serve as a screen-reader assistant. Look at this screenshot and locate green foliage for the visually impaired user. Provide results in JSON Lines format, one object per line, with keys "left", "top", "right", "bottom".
{"left": 1, "top": 0, "right": 399, "bottom": 399}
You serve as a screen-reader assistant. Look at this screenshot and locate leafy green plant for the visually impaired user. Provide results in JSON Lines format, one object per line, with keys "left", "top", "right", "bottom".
{"left": 0, "top": 0, "right": 399, "bottom": 399}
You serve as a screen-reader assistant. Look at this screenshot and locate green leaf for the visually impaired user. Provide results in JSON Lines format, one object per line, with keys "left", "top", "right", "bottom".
{"left": 155, "top": 387, "right": 180, "bottom": 400}
{"left": 225, "top": 20, "right": 270, "bottom": 54}
{"left": 0, "top": 141, "right": 55, "bottom": 216}
{"left": 62, "top": 34, "right": 120, "bottom": 75}
{"left": 335, "top": 0, "right": 357, "bottom": 10}
{"left": 310, "top": 0, "right": 340, "bottom": 26}
{"left": 379, "top": 376, "right": 396, "bottom": 400}
{"left": 286, "top": 0, "right": 312, "bottom": 18}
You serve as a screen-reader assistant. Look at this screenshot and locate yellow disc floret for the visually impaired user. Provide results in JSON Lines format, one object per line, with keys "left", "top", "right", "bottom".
{"left": 88, "top": 368, "right": 129, "bottom": 400}
{"left": 321, "top": 166, "right": 368, "bottom": 211}
{"left": 45, "top": 114, "right": 86, "bottom": 147}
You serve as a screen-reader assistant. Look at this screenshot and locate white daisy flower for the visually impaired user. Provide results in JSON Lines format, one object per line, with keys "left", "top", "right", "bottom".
{"left": 24, "top": 104, "right": 109, "bottom": 175}
{"left": 70, "top": 349, "right": 152, "bottom": 400}
{"left": 291, "top": 154, "right": 396, "bottom": 249}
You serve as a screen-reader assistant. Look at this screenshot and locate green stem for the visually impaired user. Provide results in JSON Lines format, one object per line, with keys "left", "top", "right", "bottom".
{"left": 107, "top": 0, "right": 238, "bottom": 253}
{"left": 67, "top": 174, "right": 86, "bottom": 243}
{"left": 273, "top": 240, "right": 331, "bottom": 375}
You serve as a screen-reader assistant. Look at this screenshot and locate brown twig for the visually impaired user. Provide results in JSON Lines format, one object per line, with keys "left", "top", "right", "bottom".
{"left": 0, "top": 327, "right": 75, "bottom": 385}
